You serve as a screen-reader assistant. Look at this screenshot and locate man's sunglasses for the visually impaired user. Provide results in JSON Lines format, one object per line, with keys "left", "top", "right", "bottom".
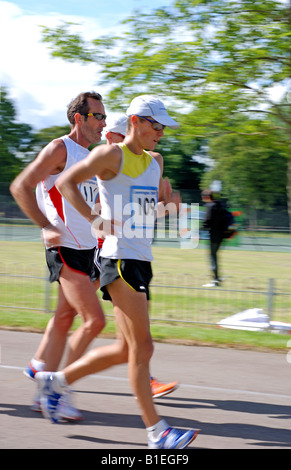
{"left": 136, "top": 116, "right": 165, "bottom": 131}
{"left": 82, "top": 112, "right": 107, "bottom": 121}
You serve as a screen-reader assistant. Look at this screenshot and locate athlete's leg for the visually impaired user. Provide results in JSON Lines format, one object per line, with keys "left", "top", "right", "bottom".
{"left": 34, "top": 283, "right": 76, "bottom": 371}
{"left": 59, "top": 331, "right": 128, "bottom": 384}
{"left": 59, "top": 264, "right": 105, "bottom": 367}
{"left": 59, "top": 277, "right": 158, "bottom": 427}
{"left": 108, "top": 278, "right": 159, "bottom": 428}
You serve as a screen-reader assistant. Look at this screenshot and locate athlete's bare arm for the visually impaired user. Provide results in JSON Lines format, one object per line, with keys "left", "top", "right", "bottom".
{"left": 150, "top": 152, "right": 181, "bottom": 217}
{"left": 149, "top": 152, "right": 165, "bottom": 202}
{"left": 10, "top": 139, "right": 67, "bottom": 245}
{"left": 56, "top": 144, "right": 122, "bottom": 225}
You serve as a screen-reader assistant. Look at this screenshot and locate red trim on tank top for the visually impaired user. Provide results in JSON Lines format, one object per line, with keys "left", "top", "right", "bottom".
{"left": 47, "top": 184, "right": 65, "bottom": 222}
{"left": 42, "top": 181, "right": 82, "bottom": 248}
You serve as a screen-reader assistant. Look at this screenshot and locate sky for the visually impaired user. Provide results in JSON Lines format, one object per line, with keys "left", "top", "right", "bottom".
{"left": 0, "top": 0, "right": 170, "bottom": 130}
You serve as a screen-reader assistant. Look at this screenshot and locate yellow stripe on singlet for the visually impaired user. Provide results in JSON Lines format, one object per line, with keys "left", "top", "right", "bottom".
{"left": 119, "top": 143, "right": 152, "bottom": 178}
{"left": 117, "top": 259, "right": 136, "bottom": 291}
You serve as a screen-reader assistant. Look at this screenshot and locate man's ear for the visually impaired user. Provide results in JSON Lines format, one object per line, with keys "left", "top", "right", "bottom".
{"left": 106, "top": 132, "right": 113, "bottom": 144}
{"left": 131, "top": 115, "right": 139, "bottom": 128}
{"left": 74, "top": 112, "right": 83, "bottom": 125}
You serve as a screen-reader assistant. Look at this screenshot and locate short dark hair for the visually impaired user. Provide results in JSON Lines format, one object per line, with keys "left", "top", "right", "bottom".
{"left": 67, "top": 91, "right": 103, "bottom": 126}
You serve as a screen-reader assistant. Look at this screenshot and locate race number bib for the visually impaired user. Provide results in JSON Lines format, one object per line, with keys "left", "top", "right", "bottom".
{"left": 78, "top": 177, "right": 99, "bottom": 209}
{"left": 129, "top": 185, "right": 158, "bottom": 230}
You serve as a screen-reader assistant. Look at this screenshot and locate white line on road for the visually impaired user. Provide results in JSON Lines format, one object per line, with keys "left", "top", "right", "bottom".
{"left": 1, "top": 363, "right": 290, "bottom": 400}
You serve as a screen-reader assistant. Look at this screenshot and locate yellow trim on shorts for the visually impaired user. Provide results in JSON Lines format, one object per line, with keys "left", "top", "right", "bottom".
{"left": 117, "top": 259, "right": 136, "bottom": 291}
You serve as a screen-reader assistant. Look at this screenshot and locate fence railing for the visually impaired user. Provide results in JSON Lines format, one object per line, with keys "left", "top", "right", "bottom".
{"left": 1, "top": 269, "right": 291, "bottom": 329}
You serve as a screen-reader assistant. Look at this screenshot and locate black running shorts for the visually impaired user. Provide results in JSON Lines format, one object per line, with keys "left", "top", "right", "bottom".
{"left": 46, "top": 246, "right": 100, "bottom": 283}
{"left": 100, "top": 257, "right": 152, "bottom": 301}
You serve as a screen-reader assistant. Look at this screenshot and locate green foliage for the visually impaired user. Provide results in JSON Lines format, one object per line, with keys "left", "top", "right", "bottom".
{"left": 39, "top": 1, "right": 291, "bottom": 133}
{"left": 31, "top": 125, "right": 71, "bottom": 157}
{"left": 155, "top": 136, "right": 207, "bottom": 190}
{"left": 4, "top": 0, "right": 291, "bottom": 209}
{"left": 0, "top": 87, "right": 35, "bottom": 188}
{"left": 41, "top": 23, "right": 96, "bottom": 63}
{"left": 21, "top": 2, "right": 291, "bottom": 218}
{"left": 39, "top": 0, "right": 291, "bottom": 139}
{"left": 201, "top": 115, "right": 288, "bottom": 210}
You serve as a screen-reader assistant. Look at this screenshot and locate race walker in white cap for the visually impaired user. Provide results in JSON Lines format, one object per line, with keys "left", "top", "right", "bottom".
{"left": 104, "top": 114, "right": 180, "bottom": 400}
{"left": 126, "top": 95, "right": 180, "bottom": 129}
{"left": 36, "top": 95, "right": 199, "bottom": 449}
{"left": 105, "top": 115, "right": 128, "bottom": 144}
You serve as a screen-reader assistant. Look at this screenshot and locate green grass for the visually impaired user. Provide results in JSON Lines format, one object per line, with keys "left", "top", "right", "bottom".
{"left": 1, "top": 309, "right": 288, "bottom": 352}
{"left": 0, "top": 240, "right": 291, "bottom": 352}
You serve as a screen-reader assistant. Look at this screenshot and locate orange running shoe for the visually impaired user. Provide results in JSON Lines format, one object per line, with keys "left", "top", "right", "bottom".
{"left": 150, "top": 377, "right": 179, "bottom": 398}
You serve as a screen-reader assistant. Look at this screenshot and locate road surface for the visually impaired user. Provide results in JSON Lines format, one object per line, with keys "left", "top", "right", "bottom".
{"left": 1, "top": 329, "right": 291, "bottom": 450}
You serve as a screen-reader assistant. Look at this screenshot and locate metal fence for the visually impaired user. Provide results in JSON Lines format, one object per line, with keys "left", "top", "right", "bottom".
{"left": 1, "top": 268, "right": 291, "bottom": 329}
{"left": 151, "top": 276, "right": 291, "bottom": 327}
{"left": 0, "top": 217, "right": 291, "bottom": 331}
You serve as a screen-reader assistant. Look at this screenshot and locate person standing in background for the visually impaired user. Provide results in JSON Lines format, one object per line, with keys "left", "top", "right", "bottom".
{"left": 202, "top": 189, "right": 225, "bottom": 287}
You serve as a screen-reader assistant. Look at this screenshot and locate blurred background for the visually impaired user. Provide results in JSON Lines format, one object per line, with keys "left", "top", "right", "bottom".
{"left": 1, "top": 0, "right": 291, "bottom": 341}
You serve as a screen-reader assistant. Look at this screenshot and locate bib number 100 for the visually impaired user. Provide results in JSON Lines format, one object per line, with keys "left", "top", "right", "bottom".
{"left": 130, "top": 186, "right": 158, "bottom": 229}
{"left": 137, "top": 196, "right": 156, "bottom": 216}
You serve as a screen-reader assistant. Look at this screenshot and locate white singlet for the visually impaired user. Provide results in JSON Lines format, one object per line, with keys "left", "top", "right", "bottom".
{"left": 36, "top": 135, "right": 99, "bottom": 250}
{"left": 98, "top": 143, "right": 160, "bottom": 261}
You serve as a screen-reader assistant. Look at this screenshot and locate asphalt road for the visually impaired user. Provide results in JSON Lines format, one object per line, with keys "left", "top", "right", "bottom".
{"left": 1, "top": 329, "right": 291, "bottom": 451}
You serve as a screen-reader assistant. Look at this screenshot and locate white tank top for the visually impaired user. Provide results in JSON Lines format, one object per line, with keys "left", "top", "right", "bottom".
{"left": 98, "top": 143, "right": 160, "bottom": 261}
{"left": 36, "top": 135, "right": 99, "bottom": 250}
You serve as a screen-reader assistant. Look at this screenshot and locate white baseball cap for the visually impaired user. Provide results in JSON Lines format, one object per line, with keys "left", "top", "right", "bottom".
{"left": 105, "top": 115, "right": 127, "bottom": 136}
{"left": 126, "top": 95, "right": 179, "bottom": 129}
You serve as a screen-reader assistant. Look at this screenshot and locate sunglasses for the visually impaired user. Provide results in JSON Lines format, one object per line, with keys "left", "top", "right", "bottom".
{"left": 136, "top": 116, "right": 165, "bottom": 131}
{"left": 82, "top": 112, "right": 107, "bottom": 121}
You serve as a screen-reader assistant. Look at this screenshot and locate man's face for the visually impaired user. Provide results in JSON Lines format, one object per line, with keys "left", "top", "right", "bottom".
{"left": 137, "top": 116, "right": 164, "bottom": 151}
{"left": 80, "top": 97, "right": 107, "bottom": 146}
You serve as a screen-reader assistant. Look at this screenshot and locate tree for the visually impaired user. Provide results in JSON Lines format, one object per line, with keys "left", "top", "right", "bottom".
{"left": 201, "top": 115, "right": 288, "bottom": 220}
{"left": 31, "top": 125, "right": 71, "bottom": 156}
{"left": 0, "top": 87, "right": 34, "bottom": 192}
{"left": 41, "top": 0, "right": 291, "bottom": 225}
{"left": 155, "top": 136, "right": 207, "bottom": 194}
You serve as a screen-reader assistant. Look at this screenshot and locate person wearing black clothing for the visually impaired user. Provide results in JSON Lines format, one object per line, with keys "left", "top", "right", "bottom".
{"left": 201, "top": 189, "right": 224, "bottom": 287}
